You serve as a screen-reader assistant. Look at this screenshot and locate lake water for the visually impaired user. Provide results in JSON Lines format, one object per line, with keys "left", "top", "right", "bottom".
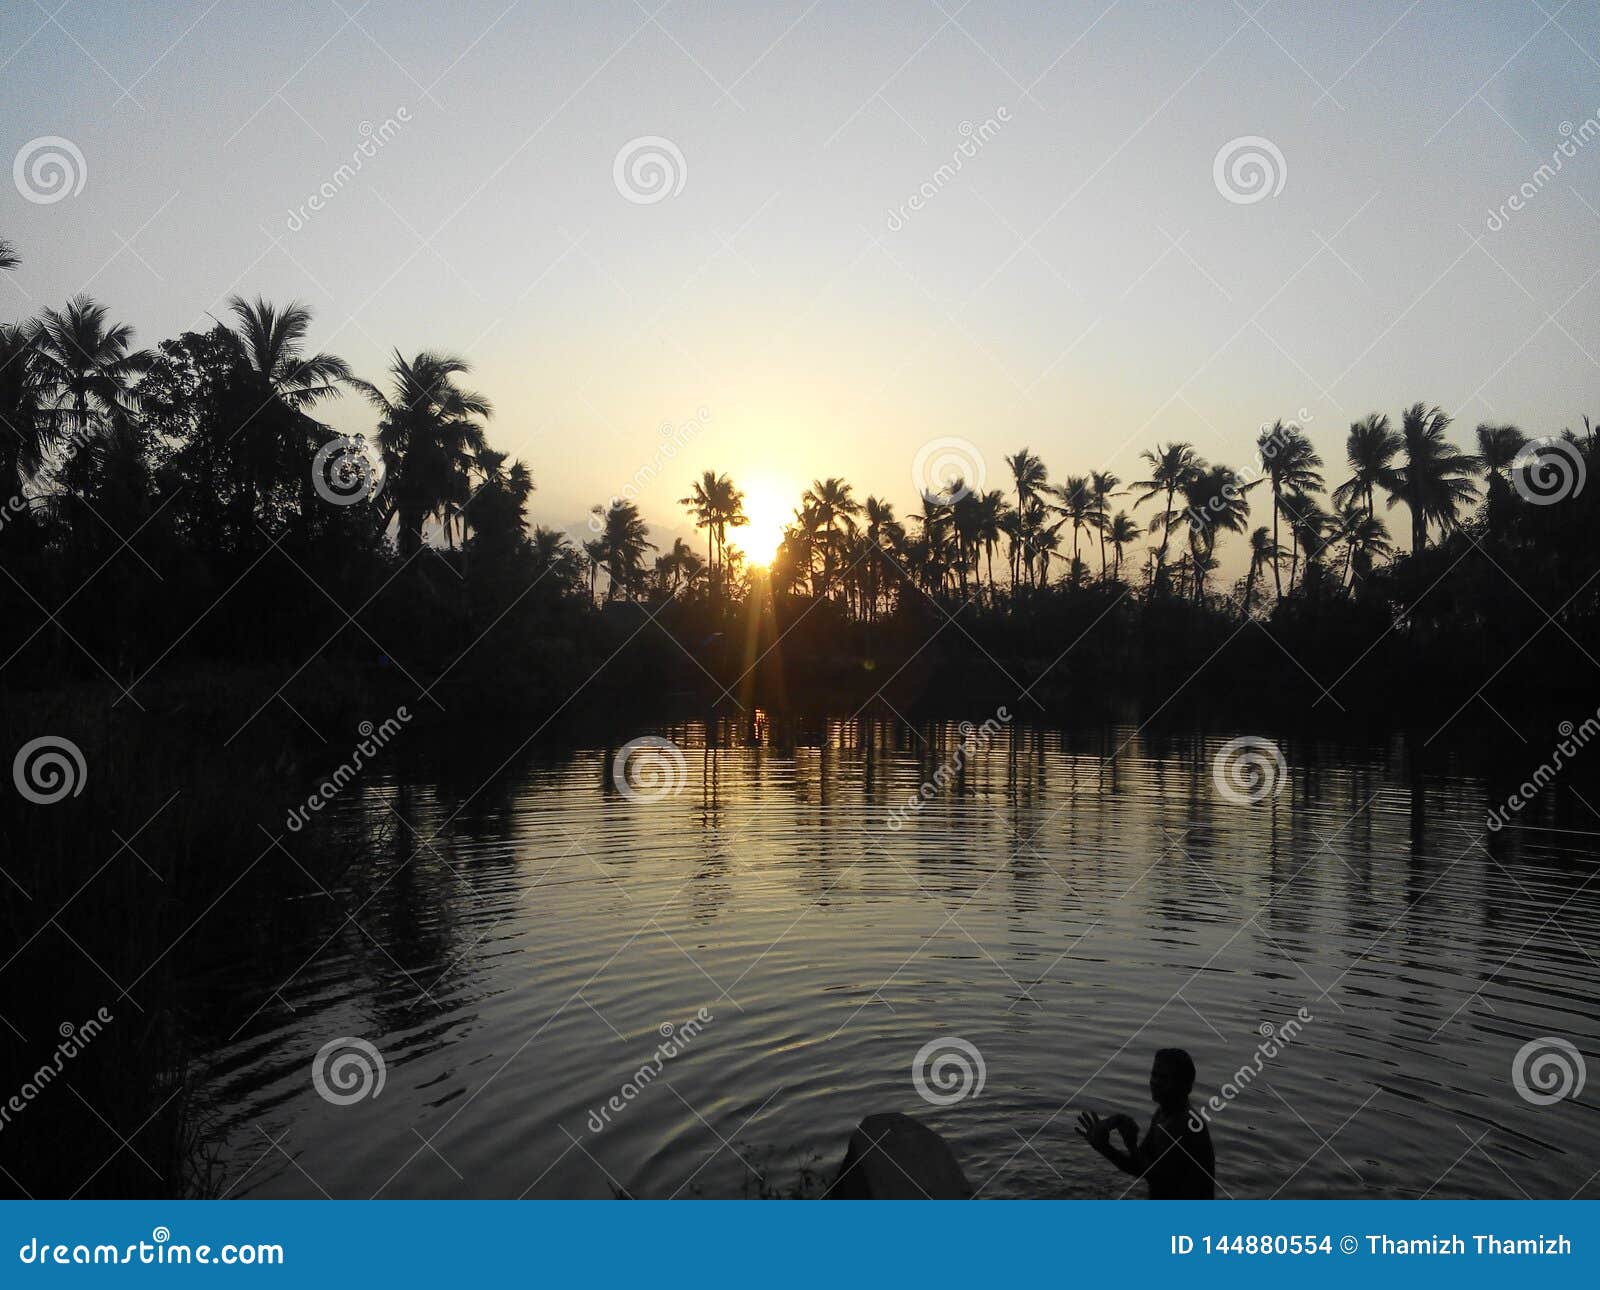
{"left": 201, "top": 718, "right": 1600, "bottom": 1200}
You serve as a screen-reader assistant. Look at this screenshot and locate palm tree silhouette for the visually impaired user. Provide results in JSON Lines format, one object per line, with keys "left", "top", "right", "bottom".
{"left": 1106, "top": 510, "right": 1140, "bottom": 580}
{"left": 1134, "top": 442, "right": 1202, "bottom": 591}
{"left": 1331, "top": 413, "right": 1400, "bottom": 523}
{"left": 1240, "top": 525, "right": 1282, "bottom": 618}
{"left": 1330, "top": 500, "right": 1392, "bottom": 588}
{"left": 1475, "top": 422, "right": 1527, "bottom": 538}
{"left": 591, "top": 499, "right": 654, "bottom": 600}
{"left": 1257, "top": 421, "right": 1322, "bottom": 601}
{"left": 349, "top": 350, "right": 491, "bottom": 556}
{"left": 678, "top": 470, "right": 746, "bottom": 604}
{"left": 1050, "top": 474, "right": 1096, "bottom": 585}
{"left": 0, "top": 323, "right": 61, "bottom": 495}
{"left": 0, "top": 238, "right": 18, "bottom": 271}
{"left": 1387, "top": 403, "right": 1480, "bottom": 552}
{"left": 1182, "top": 463, "right": 1254, "bottom": 603}
{"left": 1088, "top": 470, "right": 1120, "bottom": 578}
{"left": 31, "top": 295, "right": 151, "bottom": 442}
{"left": 1004, "top": 448, "right": 1047, "bottom": 585}
{"left": 801, "top": 476, "right": 860, "bottom": 595}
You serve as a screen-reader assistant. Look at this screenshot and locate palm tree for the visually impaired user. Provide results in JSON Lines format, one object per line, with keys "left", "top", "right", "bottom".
{"left": 1134, "top": 442, "right": 1202, "bottom": 591}
{"left": 1258, "top": 421, "right": 1323, "bottom": 599}
{"left": 1049, "top": 474, "right": 1095, "bottom": 584}
{"left": 1475, "top": 422, "right": 1527, "bottom": 538}
{"left": 0, "top": 237, "right": 18, "bottom": 271}
{"left": 0, "top": 323, "right": 61, "bottom": 494}
{"left": 582, "top": 537, "right": 607, "bottom": 604}
{"left": 1283, "top": 489, "right": 1330, "bottom": 591}
{"left": 1331, "top": 501, "right": 1392, "bottom": 588}
{"left": 1004, "top": 448, "right": 1047, "bottom": 585}
{"left": 1331, "top": 413, "right": 1400, "bottom": 522}
{"left": 1182, "top": 464, "right": 1254, "bottom": 603}
{"left": 1387, "top": 403, "right": 1480, "bottom": 552}
{"left": 593, "top": 499, "right": 655, "bottom": 600}
{"left": 224, "top": 296, "right": 351, "bottom": 536}
{"left": 655, "top": 536, "right": 703, "bottom": 594}
{"left": 678, "top": 470, "right": 745, "bottom": 602}
{"left": 349, "top": 350, "right": 491, "bottom": 555}
{"left": 1088, "top": 470, "right": 1120, "bottom": 577}
{"left": 1106, "top": 510, "right": 1140, "bottom": 579}
{"left": 1240, "top": 526, "right": 1282, "bottom": 618}
{"left": 30, "top": 294, "right": 151, "bottom": 442}
{"left": 974, "top": 489, "right": 1007, "bottom": 600}
{"left": 800, "top": 476, "right": 860, "bottom": 594}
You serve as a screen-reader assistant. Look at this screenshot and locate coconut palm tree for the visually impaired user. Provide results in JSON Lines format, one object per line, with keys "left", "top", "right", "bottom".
{"left": 1387, "top": 403, "right": 1480, "bottom": 552}
{"left": 974, "top": 489, "right": 1008, "bottom": 600}
{"left": 1182, "top": 464, "right": 1255, "bottom": 603}
{"left": 1088, "top": 470, "right": 1120, "bottom": 576}
{"left": 582, "top": 537, "right": 607, "bottom": 604}
{"left": 1330, "top": 501, "right": 1392, "bottom": 589}
{"left": 1049, "top": 474, "right": 1096, "bottom": 584}
{"left": 223, "top": 296, "right": 351, "bottom": 536}
{"left": 1257, "top": 421, "right": 1323, "bottom": 599}
{"left": 592, "top": 499, "right": 655, "bottom": 600}
{"left": 0, "top": 237, "right": 18, "bottom": 271}
{"left": 1106, "top": 510, "right": 1140, "bottom": 579}
{"left": 1004, "top": 448, "right": 1048, "bottom": 584}
{"left": 1240, "top": 525, "right": 1282, "bottom": 618}
{"left": 1331, "top": 413, "right": 1400, "bottom": 522}
{"left": 349, "top": 350, "right": 491, "bottom": 556}
{"left": 1475, "top": 422, "right": 1527, "bottom": 538}
{"left": 801, "top": 476, "right": 860, "bottom": 594}
{"left": 30, "top": 294, "right": 152, "bottom": 442}
{"left": 678, "top": 470, "right": 746, "bottom": 602}
{"left": 0, "top": 323, "right": 61, "bottom": 494}
{"left": 1283, "top": 489, "right": 1330, "bottom": 590}
{"left": 1134, "top": 442, "right": 1203, "bottom": 591}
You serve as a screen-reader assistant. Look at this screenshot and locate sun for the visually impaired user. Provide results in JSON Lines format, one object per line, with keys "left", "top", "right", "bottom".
{"left": 738, "top": 478, "right": 791, "bottom": 567}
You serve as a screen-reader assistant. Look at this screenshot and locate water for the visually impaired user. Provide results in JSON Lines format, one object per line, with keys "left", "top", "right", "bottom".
{"left": 200, "top": 719, "right": 1600, "bottom": 1200}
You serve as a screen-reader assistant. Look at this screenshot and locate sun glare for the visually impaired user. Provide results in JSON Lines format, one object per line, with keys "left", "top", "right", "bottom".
{"left": 739, "top": 479, "right": 791, "bottom": 567}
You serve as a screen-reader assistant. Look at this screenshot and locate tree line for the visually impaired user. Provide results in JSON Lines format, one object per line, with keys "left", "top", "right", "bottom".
{"left": 2, "top": 234, "right": 1595, "bottom": 719}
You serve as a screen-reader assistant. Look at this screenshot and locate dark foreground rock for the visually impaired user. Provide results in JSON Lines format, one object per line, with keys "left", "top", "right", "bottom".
{"left": 830, "top": 1112, "right": 972, "bottom": 1199}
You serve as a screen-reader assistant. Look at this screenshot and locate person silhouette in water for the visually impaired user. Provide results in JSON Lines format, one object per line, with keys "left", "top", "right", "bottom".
{"left": 1076, "top": 1048, "right": 1215, "bottom": 1198}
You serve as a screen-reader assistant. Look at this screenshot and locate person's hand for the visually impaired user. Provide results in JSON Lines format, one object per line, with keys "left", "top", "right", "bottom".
{"left": 1075, "top": 1110, "right": 1112, "bottom": 1152}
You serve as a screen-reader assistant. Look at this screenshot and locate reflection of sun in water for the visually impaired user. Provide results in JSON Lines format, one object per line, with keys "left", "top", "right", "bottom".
{"left": 740, "top": 479, "right": 791, "bottom": 567}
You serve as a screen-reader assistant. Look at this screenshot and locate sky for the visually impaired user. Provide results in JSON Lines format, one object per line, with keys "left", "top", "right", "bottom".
{"left": 4, "top": 0, "right": 1600, "bottom": 573}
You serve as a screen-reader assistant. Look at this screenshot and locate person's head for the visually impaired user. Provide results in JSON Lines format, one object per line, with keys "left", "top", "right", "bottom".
{"left": 1150, "top": 1048, "right": 1196, "bottom": 1110}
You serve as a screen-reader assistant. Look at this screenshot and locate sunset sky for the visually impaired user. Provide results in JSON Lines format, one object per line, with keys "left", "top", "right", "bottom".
{"left": 5, "top": 1, "right": 1599, "bottom": 572}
